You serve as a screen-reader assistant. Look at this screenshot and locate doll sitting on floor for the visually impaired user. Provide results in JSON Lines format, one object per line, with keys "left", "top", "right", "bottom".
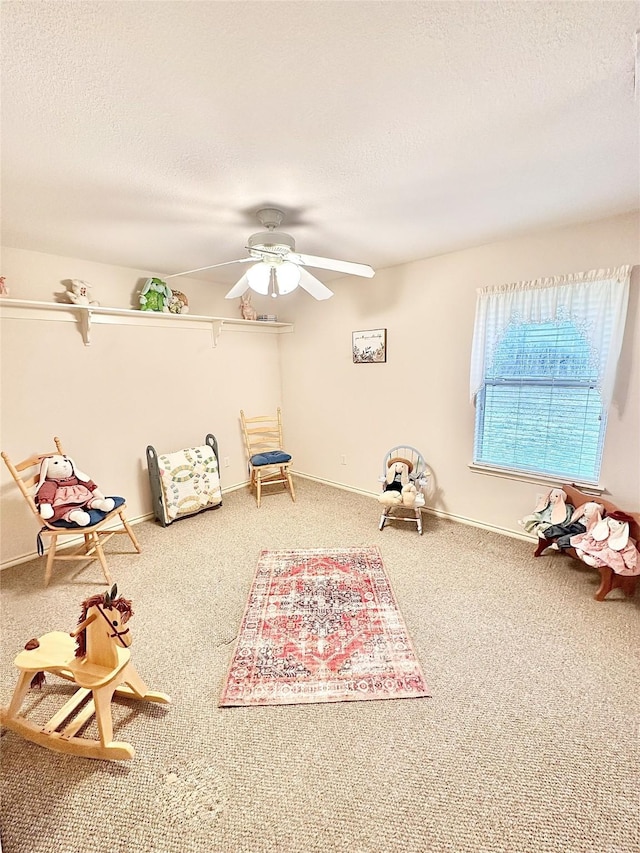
{"left": 35, "top": 454, "right": 115, "bottom": 526}
{"left": 533, "top": 501, "right": 605, "bottom": 557}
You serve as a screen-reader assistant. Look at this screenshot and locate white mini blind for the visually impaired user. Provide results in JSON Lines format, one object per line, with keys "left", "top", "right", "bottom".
{"left": 470, "top": 267, "right": 631, "bottom": 484}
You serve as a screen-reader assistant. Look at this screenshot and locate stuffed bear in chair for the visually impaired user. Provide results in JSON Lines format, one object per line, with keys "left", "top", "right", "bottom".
{"left": 35, "top": 455, "right": 115, "bottom": 526}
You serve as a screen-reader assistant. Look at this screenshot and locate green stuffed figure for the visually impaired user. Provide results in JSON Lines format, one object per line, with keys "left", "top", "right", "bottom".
{"left": 139, "top": 278, "right": 172, "bottom": 312}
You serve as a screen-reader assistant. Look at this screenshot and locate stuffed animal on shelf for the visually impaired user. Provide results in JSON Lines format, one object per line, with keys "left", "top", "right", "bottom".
{"left": 35, "top": 454, "right": 115, "bottom": 526}
{"left": 66, "top": 280, "right": 99, "bottom": 306}
{"left": 533, "top": 501, "right": 605, "bottom": 556}
{"left": 240, "top": 293, "right": 258, "bottom": 321}
{"left": 167, "top": 289, "right": 189, "bottom": 314}
{"left": 570, "top": 512, "right": 639, "bottom": 576}
{"left": 519, "top": 488, "right": 573, "bottom": 537}
{"left": 139, "top": 278, "right": 171, "bottom": 312}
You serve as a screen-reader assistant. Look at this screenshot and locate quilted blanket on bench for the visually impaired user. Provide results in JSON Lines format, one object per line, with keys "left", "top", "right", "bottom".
{"left": 157, "top": 445, "right": 222, "bottom": 524}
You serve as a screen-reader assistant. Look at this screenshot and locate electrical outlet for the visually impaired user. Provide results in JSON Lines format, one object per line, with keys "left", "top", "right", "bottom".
{"left": 224, "top": 457, "right": 230, "bottom": 468}
{"left": 340, "top": 454, "right": 347, "bottom": 465}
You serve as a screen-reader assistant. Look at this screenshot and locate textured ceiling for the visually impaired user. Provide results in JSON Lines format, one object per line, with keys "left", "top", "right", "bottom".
{"left": 2, "top": 1, "right": 639, "bottom": 285}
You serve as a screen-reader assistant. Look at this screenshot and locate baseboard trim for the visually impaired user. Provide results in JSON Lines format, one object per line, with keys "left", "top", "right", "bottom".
{"left": 0, "top": 481, "right": 252, "bottom": 571}
{"left": 294, "top": 471, "right": 534, "bottom": 544}
{"left": 422, "top": 506, "right": 534, "bottom": 543}
{"left": 1, "top": 476, "right": 534, "bottom": 570}
{"left": 293, "top": 471, "right": 376, "bottom": 499}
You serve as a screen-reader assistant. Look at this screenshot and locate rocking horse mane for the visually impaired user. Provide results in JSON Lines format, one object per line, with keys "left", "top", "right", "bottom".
{"left": 74, "top": 593, "right": 134, "bottom": 659}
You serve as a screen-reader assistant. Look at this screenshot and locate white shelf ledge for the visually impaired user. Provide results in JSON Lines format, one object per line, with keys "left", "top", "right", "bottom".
{"left": 0, "top": 298, "right": 293, "bottom": 346}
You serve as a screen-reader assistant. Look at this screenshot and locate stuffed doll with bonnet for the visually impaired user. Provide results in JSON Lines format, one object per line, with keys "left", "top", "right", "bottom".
{"left": 519, "top": 488, "right": 574, "bottom": 537}
{"left": 35, "top": 454, "right": 115, "bottom": 526}
{"left": 569, "top": 511, "right": 639, "bottom": 576}
{"left": 533, "top": 501, "right": 604, "bottom": 557}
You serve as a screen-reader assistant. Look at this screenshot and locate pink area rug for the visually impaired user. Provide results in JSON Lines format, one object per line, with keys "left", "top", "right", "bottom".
{"left": 219, "top": 547, "right": 429, "bottom": 707}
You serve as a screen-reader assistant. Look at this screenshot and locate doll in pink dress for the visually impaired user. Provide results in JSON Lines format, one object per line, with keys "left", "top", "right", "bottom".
{"left": 35, "top": 454, "right": 115, "bottom": 525}
{"left": 570, "top": 511, "right": 639, "bottom": 576}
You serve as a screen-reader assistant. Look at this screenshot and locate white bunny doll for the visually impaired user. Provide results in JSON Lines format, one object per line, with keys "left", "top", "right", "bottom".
{"left": 534, "top": 501, "right": 604, "bottom": 557}
{"left": 519, "top": 488, "right": 573, "bottom": 537}
{"left": 570, "top": 512, "right": 639, "bottom": 576}
{"left": 378, "top": 459, "right": 411, "bottom": 507}
{"left": 66, "top": 280, "right": 99, "bottom": 307}
{"left": 35, "top": 455, "right": 115, "bottom": 526}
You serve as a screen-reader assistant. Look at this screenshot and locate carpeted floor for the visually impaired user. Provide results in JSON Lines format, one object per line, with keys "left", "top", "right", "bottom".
{"left": 1, "top": 479, "right": 638, "bottom": 853}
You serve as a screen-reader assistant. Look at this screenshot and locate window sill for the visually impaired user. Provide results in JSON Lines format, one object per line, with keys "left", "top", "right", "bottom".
{"left": 468, "top": 463, "right": 605, "bottom": 496}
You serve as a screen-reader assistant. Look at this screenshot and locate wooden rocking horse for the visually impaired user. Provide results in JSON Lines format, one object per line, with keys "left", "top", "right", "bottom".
{"left": 0, "top": 585, "right": 170, "bottom": 760}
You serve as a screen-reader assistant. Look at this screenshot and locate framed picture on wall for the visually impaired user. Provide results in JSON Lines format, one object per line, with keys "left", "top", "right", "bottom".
{"left": 352, "top": 328, "right": 387, "bottom": 363}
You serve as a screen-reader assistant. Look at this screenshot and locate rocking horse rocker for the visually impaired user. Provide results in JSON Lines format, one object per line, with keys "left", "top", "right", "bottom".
{"left": 0, "top": 585, "right": 170, "bottom": 760}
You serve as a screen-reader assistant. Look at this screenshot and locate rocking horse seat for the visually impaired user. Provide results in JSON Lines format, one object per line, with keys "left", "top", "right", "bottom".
{"left": 13, "top": 631, "right": 75, "bottom": 672}
{"left": 12, "top": 632, "right": 131, "bottom": 688}
{"left": 70, "top": 648, "right": 130, "bottom": 689}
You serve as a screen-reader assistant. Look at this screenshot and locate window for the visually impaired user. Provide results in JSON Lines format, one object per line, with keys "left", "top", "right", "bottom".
{"left": 470, "top": 267, "right": 631, "bottom": 485}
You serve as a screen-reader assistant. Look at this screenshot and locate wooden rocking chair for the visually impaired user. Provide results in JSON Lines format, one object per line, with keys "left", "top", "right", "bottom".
{"left": 2, "top": 437, "right": 141, "bottom": 586}
{"left": 240, "top": 408, "right": 295, "bottom": 508}
{"left": 0, "top": 585, "right": 170, "bottom": 760}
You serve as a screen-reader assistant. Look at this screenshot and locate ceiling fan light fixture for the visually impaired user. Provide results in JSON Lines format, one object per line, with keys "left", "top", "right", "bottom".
{"left": 171, "top": 207, "right": 374, "bottom": 302}
{"left": 246, "top": 262, "right": 271, "bottom": 295}
{"left": 275, "top": 261, "right": 301, "bottom": 295}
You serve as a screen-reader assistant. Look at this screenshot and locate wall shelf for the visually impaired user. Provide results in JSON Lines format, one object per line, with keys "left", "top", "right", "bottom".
{"left": 0, "top": 298, "right": 293, "bottom": 346}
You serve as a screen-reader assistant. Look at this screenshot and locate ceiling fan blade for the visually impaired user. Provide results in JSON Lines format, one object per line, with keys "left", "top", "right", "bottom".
{"left": 297, "top": 268, "right": 334, "bottom": 301}
{"left": 287, "top": 252, "right": 374, "bottom": 278}
{"left": 224, "top": 273, "right": 250, "bottom": 299}
{"left": 166, "top": 258, "right": 254, "bottom": 279}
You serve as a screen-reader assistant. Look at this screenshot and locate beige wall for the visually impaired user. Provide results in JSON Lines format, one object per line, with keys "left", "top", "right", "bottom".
{"left": 0, "top": 245, "right": 287, "bottom": 318}
{"left": 2, "top": 212, "right": 638, "bottom": 564}
{"left": 0, "top": 249, "right": 286, "bottom": 565}
{"left": 280, "top": 212, "right": 640, "bottom": 534}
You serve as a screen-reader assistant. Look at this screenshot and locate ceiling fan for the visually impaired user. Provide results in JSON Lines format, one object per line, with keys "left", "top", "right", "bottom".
{"left": 165, "top": 208, "right": 375, "bottom": 301}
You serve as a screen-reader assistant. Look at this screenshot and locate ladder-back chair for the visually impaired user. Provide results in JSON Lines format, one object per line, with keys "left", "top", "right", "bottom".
{"left": 240, "top": 408, "right": 295, "bottom": 508}
{"left": 2, "top": 437, "right": 141, "bottom": 586}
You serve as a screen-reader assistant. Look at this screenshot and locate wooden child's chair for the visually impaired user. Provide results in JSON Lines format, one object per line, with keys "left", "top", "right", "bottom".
{"left": 378, "top": 445, "right": 430, "bottom": 535}
{"left": 0, "top": 585, "right": 170, "bottom": 760}
{"left": 1, "top": 436, "right": 141, "bottom": 586}
{"left": 240, "top": 408, "right": 295, "bottom": 508}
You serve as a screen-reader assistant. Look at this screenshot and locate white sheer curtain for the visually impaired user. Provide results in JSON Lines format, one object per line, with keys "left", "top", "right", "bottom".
{"left": 470, "top": 266, "right": 631, "bottom": 408}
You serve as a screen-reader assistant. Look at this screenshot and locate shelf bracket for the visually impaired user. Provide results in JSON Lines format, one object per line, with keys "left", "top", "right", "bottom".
{"left": 79, "top": 308, "right": 92, "bottom": 346}
{"left": 211, "top": 319, "right": 222, "bottom": 347}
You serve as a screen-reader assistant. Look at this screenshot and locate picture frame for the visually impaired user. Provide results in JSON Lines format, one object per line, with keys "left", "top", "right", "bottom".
{"left": 352, "top": 328, "right": 387, "bottom": 364}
